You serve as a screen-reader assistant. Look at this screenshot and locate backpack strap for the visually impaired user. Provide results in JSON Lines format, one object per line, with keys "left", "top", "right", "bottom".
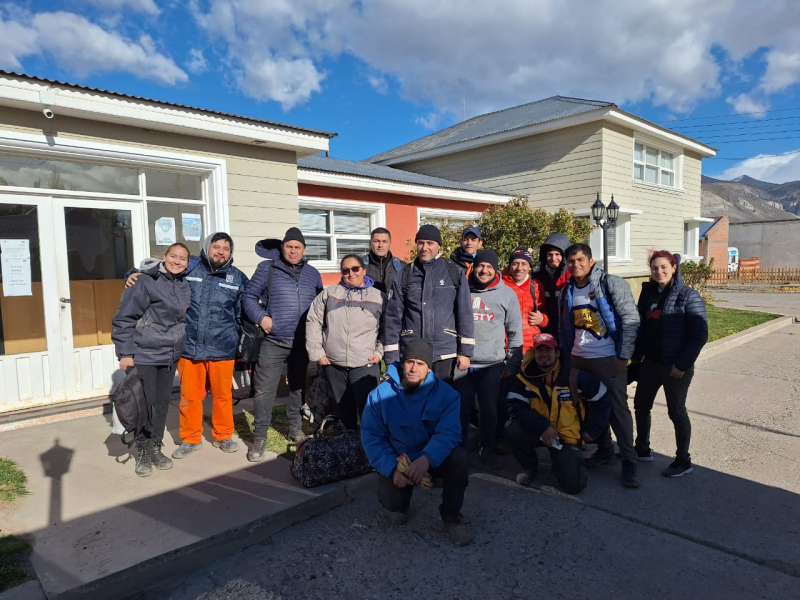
{"left": 529, "top": 282, "right": 538, "bottom": 312}
{"left": 265, "top": 261, "right": 274, "bottom": 313}
{"left": 442, "top": 257, "right": 461, "bottom": 288}
{"left": 401, "top": 262, "right": 412, "bottom": 296}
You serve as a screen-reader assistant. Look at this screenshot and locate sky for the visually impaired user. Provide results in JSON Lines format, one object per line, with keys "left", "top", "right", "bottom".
{"left": 2, "top": 1, "right": 800, "bottom": 183}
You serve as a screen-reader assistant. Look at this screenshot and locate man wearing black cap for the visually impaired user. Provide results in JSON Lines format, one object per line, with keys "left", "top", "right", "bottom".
{"left": 450, "top": 226, "right": 484, "bottom": 276}
{"left": 385, "top": 224, "right": 474, "bottom": 383}
{"left": 242, "top": 227, "right": 323, "bottom": 462}
{"left": 361, "top": 339, "right": 472, "bottom": 546}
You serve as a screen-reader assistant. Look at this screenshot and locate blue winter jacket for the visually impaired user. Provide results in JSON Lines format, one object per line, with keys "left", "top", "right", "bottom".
{"left": 632, "top": 255, "right": 708, "bottom": 371}
{"left": 384, "top": 256, "right": 475, "bottom": 363}
{"left": 559, "top": 264, "right": 640, "bottom": 361}
{"left": 182, "top": 234, "right": 249, "bottom": 361}
{"left": 242, "top": 239, "right": 323, "bottom": 341}
{"left": 361, "top": 363, "right": 462, "bottom": 478}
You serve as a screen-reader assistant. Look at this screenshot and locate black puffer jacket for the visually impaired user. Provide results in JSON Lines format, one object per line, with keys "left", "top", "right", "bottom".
{"left": 533, "top": 233, "right": 571, "bottom": 337}
{"left": 633, "top": 255, "right": 708, "bottom": 371}
{"left": 112, "top": 263, "right": 191, "bottom": 366}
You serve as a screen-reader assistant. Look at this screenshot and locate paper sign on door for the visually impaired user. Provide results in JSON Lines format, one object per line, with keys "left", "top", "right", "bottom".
{"left": 155, "top": 217, "right": 177, "bottom": 246}
{"left": 0, "top": 239, "right": 32, "bottom": 296}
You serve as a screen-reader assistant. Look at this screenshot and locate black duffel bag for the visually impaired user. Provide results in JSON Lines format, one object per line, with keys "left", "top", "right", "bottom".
{"left": 112, "top": 367, "right": 149, "bottom": 447}
{"left": 236, "top": 317, "right": 264, "bottom": 363}
{"left": 291, "top": 416, "right": 372, "bottom": 488}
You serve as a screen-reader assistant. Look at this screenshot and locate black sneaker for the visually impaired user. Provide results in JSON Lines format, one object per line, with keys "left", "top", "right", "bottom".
{"left": 662, "top": 458, "right": 693, "bottom": 478}
{"left": 134, "top": 441, "right": 153, "bottom": 477}
{"left": 585, "top": 448, "right": 616, "bottom": 468}
{"left": 289, "top": 429, "right": 309, "bottom": 444}
{"left": 621, "top": 460, "right": 640, "bottom": 488}
{"left": 150, "top": 443, "right": 173, "bottom": 470}
{"left": 616, "top": 448, "right": 654, "bottom": 462}
{"left": 478, "top": 447, "right": 502, "bottom": 471}
{"left": 247, "top": 439, "right": 267, "bottom": 463}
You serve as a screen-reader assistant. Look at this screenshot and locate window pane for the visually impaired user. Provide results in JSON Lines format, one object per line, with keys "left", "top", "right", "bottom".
{"left": 661, "top": 170, "right": 674, "bottom": 187}
{"left": 305, "top": 237, "right": 331, "bottom": 261}
{"left": 606, "top": 224, "right": 617, "bottom": 257}
{"left": 645, "top": 165, "right": 659, "bottom": 184}
{"left": 333, "top": 211, "right": 370, "bottom": 235}
{"left": 145, "top": 170, "right": 202, "bottom": 200}
{"left": 634, "top": 143, "right": 644, "bottom": 162}
{"left": 645, "top": 147, "right": 659, "bottom": 165}
{"left": 147, "top": 202, "right": 204, "bottom": 259}
{"left": 0, "top": 154, "right": 138, "bottom": 195}
{"left": 299, "top": 208, "right": 329, "bottom": 233}
{"left": 660, "top": 152, "right": 673, "bottom": 169}
{"left": 336, "top": 238, "right": 370, "bottom": 259}
{"left": 633, "top": 164, "right": 644, "bottom": 180}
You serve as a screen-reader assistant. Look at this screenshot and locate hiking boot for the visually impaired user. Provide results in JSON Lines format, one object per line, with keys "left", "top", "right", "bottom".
{"left": 662, "top": 458, "right": 693, "bottom": 478}
{"left": 515, "top": 469, "right": 536, "bottom": 487}
{"left": 615, "top": 448, "right": 654, "bottom": 462}
{"left": 493, "top": 440, "right": 511, "bottom": 456}
{"left": 289, "top": 429, "right": 309, "bottom": 444}
{"left": 171, "top": 442, "right": 203, "bottom": 459}
{"left": 478, "top": 447, "right": 502, "bottom": 471}
{"left": 621, "top": 460, "right": 641, "bottom": 488}
{"left": 443, "top": 515, "right": 473, "bottom": 547}
{"left": 150, "top": 443, "right": 173, "bottom": 470}
{"left": 247, "top": 439, "right": 267, "bottom": 463}
{"left": 134, "top": 441, "right": 153, "bottom": 478}
{"left": 212, "top": 438, "right": 240, "bottom": 453}
{"left": 387, "top": 510, "right": 409, "bottom": 525}
{"left": 585, "top": 447, "right": 616, "bottom": 468}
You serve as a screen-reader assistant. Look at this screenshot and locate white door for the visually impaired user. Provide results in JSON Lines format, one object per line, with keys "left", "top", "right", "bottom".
{"left": 0, "top": 197, "right": 144, "bottom": 412}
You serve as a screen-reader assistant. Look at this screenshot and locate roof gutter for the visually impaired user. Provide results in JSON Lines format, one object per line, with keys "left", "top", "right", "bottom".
{"left": 0, "top": 74, "right": 331, "bottom": 157}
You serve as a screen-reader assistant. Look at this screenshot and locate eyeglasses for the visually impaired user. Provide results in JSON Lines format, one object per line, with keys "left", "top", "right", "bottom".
{"left": 341, "top": 266, "right": 362, "bottom": 275}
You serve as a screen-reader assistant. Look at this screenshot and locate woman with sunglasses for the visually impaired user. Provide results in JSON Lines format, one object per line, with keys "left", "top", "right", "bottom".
{"left": 306, "top": 254, "right": 385, "bottom": 429}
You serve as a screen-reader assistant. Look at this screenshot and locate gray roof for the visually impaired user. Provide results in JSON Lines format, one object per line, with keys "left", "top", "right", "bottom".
{"left": 298, "top": 155, "right": 509, "bottom": 195}
{"left": 0, "top": 70, "right": 337, "bottom": 138}
{"left": 365, "top": 96, "right": 613, "bottom": 163}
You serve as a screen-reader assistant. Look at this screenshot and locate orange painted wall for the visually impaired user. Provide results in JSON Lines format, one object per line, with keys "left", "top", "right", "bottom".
{"left": 299, "top": 184, "right": 493, "bottom": 286}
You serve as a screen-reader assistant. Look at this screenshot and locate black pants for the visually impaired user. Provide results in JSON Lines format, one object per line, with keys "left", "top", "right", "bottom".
{"left": 505, "top": 421, "right": 588, "bottom": 494}
{"left": 432, "top": 358, "right": 456, "bottom": 383}
{"left": 453, "top": 363, "right": 504, "bottom": 449}
{"left": 136, "top": 364, "right": 174, "bottom": 444}
{"left": 376, "top": 446, "right": 469, "bottom": 522}
{"left": 323, "top": 363, "right": 380, "bottom": 430}
{"left": 253, "top": 338, "right": 308, "bottom": 441}
{"left": 571, "top": 355, "right": 636, "bottom": 462}
{"left": 633, "top": 359, "right": 694, "bottom": 461}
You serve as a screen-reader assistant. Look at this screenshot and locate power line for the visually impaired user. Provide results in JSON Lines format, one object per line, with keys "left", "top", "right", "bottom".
{"left": 713, "top": 135, "right": 800, "bottom": 144}
{"left": 671, "top": 115, "right": 800, "bottom": 131}
{"left": 706, "top": 149, "right": 800, "bottom": 160}
{"left": 700, "top": 128, "right": 800, "bottom": 140}
{"left": 658, "top": 105, "right": 800, "bottom": 124}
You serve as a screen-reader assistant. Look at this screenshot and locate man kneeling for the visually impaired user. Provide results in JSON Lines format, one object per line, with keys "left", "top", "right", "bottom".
{"left": 361, "top": 340, "right": 472, "bottom": 546}
{"left": 505, "top": 334, "right": 610, "bottom": 494}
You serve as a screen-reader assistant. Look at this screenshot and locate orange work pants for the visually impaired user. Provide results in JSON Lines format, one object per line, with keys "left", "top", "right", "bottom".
{"left": 177, "top": 358, "right": 235, "bottom": 444}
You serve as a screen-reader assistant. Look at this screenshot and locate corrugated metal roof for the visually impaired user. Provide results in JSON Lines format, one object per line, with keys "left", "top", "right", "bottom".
{"left": 0, "top": 70, "right": 337, "bottom": 138}
{"left": 365, "top": 96, "right": 613, "bottom": 163}
{"left": 298, "top": 155, "right": 509, "bottom": 195}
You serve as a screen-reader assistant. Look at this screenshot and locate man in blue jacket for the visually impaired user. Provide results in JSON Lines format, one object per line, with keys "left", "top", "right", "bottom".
{"left": 242, "top": 227, "right": 323, "bottom": 462}
{"left": 361, "top": 340, "right": 472, "bottom": 546}
{"left": 385, "top": 224, "right": 474, "bottom": 383}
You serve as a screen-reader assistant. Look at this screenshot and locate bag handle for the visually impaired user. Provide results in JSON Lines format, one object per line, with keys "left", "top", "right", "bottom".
{"left": 316, "top": 414, "right": 341, "bottom": 436}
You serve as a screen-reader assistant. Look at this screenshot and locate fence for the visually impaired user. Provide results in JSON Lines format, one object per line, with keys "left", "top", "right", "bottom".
{"left": 710, "top": 267, "right": 800, "bottom": 284}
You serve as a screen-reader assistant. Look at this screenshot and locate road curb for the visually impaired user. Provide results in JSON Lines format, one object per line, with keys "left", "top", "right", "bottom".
{"left": 44, "top": 472, "right": 376, "bottom": 600}
{"left": 697, "top": 315, "right": 796, "bottom": 363}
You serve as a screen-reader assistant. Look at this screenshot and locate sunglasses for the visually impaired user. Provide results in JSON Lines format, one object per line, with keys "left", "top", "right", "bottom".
{"left": 341, "top": 266, "right": 363, "bottom": 275}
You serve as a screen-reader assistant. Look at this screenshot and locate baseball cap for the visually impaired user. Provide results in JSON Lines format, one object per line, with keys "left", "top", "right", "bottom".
{"left": 532, "top": 333, "right": 558, "bottom": 350}
{"left": 461, "top": 226, "right": 481, "bottom": 239}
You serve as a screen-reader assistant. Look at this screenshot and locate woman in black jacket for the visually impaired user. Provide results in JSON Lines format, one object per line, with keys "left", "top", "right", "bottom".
{"left": 631, "top": 251, "right": 708, "bottom": 478}
{"left": 112, "top": 243, "right": 191, "bottom": 478}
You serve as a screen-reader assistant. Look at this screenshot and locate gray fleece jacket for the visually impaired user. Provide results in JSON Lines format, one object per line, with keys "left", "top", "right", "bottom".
{"left": 467, "top": 274, "right": 523, "bottom": 373}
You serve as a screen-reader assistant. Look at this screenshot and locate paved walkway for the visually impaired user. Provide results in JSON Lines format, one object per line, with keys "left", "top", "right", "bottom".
{"left": 712, "top": 287, "right": 800, "bottom": 316}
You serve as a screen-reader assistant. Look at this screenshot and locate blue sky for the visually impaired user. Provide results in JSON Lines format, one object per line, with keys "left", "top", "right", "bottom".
{"left": 3, "top": 0, "right": 800, "bottom": 182}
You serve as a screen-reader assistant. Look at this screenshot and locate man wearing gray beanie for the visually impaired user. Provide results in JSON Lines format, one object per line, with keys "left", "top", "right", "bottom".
{"left": 384, "top": 224, "right": 474, "bottom": 384}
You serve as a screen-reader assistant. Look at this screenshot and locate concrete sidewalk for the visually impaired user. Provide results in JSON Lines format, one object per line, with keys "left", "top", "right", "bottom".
{"left": 0, "top": 396, "right": 372, "bottom": 599}
{"left": 712, "top": 287, "right": 800, "bottom": 316}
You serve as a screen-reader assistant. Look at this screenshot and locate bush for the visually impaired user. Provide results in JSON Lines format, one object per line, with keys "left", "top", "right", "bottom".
{"left": 682, "top": 258, "right": 714, "bottom": 300}
{"left": 406, "top": 197, "right": 594, "bottom": 266}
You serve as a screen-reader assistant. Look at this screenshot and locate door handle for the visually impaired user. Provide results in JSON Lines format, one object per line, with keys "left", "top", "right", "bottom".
{"left": 60, "top": 297, "right": 75, "bottom": 303}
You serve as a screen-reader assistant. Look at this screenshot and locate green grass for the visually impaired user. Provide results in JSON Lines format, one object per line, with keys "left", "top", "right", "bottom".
{"left": 0, "top": 535, "right": 31, "bottom": 592}
{"left": 706, "top": 304, "right": 779, "bottom": 343}
{"left": 0, "top": 459, "right": 29, "bottom": 505}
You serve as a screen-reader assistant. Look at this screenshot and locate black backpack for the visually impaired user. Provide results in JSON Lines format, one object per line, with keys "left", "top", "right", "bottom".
{"left": 237, "top": 262, "right": 273, "bottom": 362}
{"left": 400, "top": 257, "right": 461, "bottom": 296}
{"left": 112, "top": 367, "right": 149, "bottom": 447}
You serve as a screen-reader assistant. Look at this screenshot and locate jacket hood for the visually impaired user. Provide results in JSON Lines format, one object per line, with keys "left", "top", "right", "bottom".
{"left": 254, "top": 238, "right": 310, "bottom": 268}
{"left": 201, "top": 233, "right": 235, "bottom": 270}
{"left": 387, "top": 362, "right": 436, "bottom": 398}
{"left": 538, "top": 233, "right": 571, "bottom": 268}
{"left": 519, "top": 350, "right": 561, "bottom": 382}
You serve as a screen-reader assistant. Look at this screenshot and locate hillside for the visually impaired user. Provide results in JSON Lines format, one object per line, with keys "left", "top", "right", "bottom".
{"left": 701, "top": 175, "right": 800, "bottom": 222}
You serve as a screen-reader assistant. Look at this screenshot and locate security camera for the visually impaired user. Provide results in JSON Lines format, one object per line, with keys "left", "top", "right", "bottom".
{"left": 43, "top": 108, "right": 54, "bottom": 119}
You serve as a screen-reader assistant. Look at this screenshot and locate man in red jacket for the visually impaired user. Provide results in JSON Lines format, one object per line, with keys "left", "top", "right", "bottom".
{"left": 501, "top": 247, "right": 548, "bottom": 353}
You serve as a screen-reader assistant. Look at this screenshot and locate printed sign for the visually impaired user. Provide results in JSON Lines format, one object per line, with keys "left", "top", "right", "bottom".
{"left": 155, "top": 217, "right": 176, "bottom": 246}
{"left": 181, "top": 213, "right": 202, "bottom": 242}
{"left": 0, "top": 239, "right": 32, "bottom": 296}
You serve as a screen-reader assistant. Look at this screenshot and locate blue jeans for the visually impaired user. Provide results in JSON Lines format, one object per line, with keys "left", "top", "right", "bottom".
{"left": 454, "top": 363, "right": 505, "bottom": 449}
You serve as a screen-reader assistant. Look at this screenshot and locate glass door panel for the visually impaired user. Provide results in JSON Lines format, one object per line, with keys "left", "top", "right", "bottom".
{"left": 0, "top": 204, "right": 46, "bottom": 356}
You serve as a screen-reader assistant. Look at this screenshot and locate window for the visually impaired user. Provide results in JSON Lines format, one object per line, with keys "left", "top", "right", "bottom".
{"left": 606, "top": 222, "right": 618, "bottom": 258}
{"left": 633, "top": 142, "right": 676, "bottom": 188}
{"left": 588, "top": 214, "right": 632, "bottom": 264}
{"left": 418, "top": 208, "right": 482, "bottom": 231}
{"left": 0, "top": 154, "right": 139, "bottom": 195}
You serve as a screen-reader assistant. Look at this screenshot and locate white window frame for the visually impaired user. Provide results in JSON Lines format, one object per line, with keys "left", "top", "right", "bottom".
{"left": 298, "top": 197, "right": 386, "bottom": 273}
{"left": 574, "top": 208, "right": 642, "bottom": 266}
{"left": 417, "top": 207, "right": 482, "bottom": 227}
{"left": 683, "top": 217, "right": 714, "bottom": 263}
{"left": 632, "top": 135, "right": 684, "bottom": 193}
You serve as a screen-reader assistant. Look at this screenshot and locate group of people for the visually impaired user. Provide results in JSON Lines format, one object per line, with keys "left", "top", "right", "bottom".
{"left": 111, "top": 220, "right": 709, "bottom": 547}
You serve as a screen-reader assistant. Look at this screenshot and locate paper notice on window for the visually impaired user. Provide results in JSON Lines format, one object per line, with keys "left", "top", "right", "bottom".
{"left": 155, "top": 217, "right": 176, "bottom": 246}
{"left": 0, "top": 239, "right": 30, "bottom": 259}
{"left": 1, "top": 257, "right": 32, "bottom": 296}
{"left": 181, "top": 213, "right": 202, "bottom": 242}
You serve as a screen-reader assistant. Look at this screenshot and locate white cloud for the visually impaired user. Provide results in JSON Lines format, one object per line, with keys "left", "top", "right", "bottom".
{"left": 186, "top": 47, "right": 207, "bottom": 74}
{"left": 237, "top": 55, "right": 324, "bottom": 110}
{"left": 719, "top": 151, "right": 800, "bottom": 184}
{"left": 414, "top": 110, "right": 451, "bottom": 130}
{"left": 367, "top": 74, "right": 388, "bottom": 95}
{"left": 726, "top": 93, "right": 769, "bottom": 117}
{"left": 79, "top": 0, "right": 161, "bottom": 16}
{"left": 0, "top": 18, "right": 37, "bottom": 69}
{"left": 760, "top": 49, "right": 800, "bottom": 94}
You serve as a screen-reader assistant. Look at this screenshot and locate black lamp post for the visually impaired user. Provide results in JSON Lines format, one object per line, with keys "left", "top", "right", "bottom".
{"left": 591, "top": 192, "right": 620, "bottom": 273}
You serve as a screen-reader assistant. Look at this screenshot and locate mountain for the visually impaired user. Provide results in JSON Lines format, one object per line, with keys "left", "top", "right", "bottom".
{"left": 701, "top": 175, "right": 800, "bottom": 223}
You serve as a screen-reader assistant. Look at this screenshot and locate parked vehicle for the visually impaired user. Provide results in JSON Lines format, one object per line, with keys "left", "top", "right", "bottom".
{"left": 728, "top": 247, "right": 739, "bottom": 272}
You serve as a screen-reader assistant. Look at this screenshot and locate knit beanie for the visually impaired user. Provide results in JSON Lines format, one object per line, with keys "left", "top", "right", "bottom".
{"left": 508, "top": 246, "right": 534, "bottom": 268}
{"left": 283, "top": 227, "right": 306, "bottom": 246}
{"left": 402, "top": 339, "right": 434, "bottom": 369}
{"left": 415, "top": 224, "right": 442, "bottom": 246}
{"left": 473, "top": 249, "right": 499, "bottom": 272}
